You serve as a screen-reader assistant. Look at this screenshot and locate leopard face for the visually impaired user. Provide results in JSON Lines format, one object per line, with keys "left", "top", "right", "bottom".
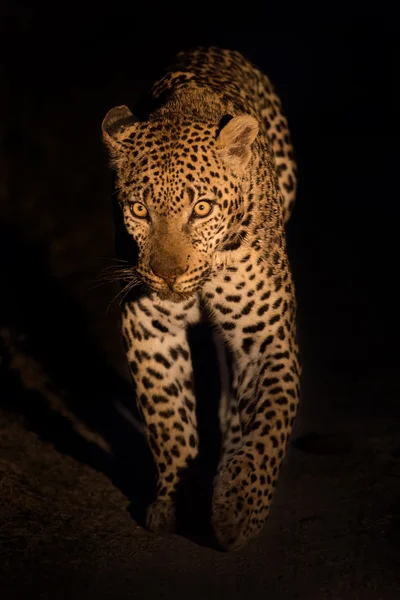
{"left": 103, "top": 108, "right": 259, "bottom": 301}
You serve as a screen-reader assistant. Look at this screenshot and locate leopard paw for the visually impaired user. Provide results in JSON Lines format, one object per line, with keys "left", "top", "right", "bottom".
{"left": 146, "top": 498, "right": 176, "bottom": 534}
{"left": 211, "top": 453, "right": 269, "bottom": 551}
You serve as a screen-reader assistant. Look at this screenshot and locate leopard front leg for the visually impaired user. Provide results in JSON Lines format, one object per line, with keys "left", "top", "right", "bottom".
{"left": 122, "top": 295, "right": 200, "bottom": 534}
{"left": 204, "top": 260, "right": 300, "bottom": 550}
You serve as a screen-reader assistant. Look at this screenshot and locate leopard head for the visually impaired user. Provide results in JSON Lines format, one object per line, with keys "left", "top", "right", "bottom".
{"left": 102, "top": 105, "right": 259, "bottom": 301}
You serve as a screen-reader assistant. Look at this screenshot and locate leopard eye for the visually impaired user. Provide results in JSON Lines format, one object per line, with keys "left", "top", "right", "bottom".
{"left": 131, "top": 202, "right": 148, "bottom": 218}
{"left": 192, "top": 200, "right": 213, "bottom": 218}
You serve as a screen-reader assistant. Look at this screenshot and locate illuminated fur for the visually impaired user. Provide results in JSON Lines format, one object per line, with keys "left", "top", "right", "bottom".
{"left": 102, "top": 47, "right": 300, "bottom": 550}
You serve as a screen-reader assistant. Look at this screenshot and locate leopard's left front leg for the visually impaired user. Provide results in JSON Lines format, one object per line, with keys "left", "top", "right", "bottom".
{"left": 204, "top": 256, "right": 300, "bottom": 550}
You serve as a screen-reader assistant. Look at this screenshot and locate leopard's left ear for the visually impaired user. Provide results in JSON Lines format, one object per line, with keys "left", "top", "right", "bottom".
{"left": 217, "top": 114, "right": 259, "bottom": 171}
{"left": 102, "top": 105, "right": 139, "bottom": 152}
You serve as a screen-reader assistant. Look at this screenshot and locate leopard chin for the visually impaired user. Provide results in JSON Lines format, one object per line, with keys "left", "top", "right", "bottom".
{"left": 155, "top": 287, "right": 196, "bottom": 304}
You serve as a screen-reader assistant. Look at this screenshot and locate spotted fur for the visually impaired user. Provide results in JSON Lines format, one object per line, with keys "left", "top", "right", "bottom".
{"left": 102, "top": 47, "right": 300, "bottom": 551}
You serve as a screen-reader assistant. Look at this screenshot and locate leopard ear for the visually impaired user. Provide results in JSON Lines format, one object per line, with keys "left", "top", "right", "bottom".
{"left": 102, "top": 105, "right": 138, "bottom": 151}
{"left": 217, "top": 114, "right": 259, "bottom": 171}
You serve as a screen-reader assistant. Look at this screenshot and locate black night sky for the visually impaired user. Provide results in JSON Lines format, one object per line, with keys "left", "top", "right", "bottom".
{"left": 1, "top": 7, "right": 400, "bottom": 599}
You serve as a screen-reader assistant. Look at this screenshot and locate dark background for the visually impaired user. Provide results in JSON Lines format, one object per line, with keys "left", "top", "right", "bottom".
{"left": 1, "top": 7, "right": 400, "bottom": 599}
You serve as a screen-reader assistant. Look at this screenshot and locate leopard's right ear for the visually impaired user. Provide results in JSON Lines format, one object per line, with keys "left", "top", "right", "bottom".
{"left": 101, "top": 105, "right": 139, "bottom": 152}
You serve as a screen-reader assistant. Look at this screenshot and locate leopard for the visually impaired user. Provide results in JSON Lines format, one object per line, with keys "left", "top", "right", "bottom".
{"left": 101, "top": 46, "right": 301, "bottom": 551}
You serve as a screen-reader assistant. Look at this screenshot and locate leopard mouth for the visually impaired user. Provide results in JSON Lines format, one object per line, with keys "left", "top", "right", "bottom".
{"left": 155, "top": 277, "right": 201, "bottom": 301}
{"left": 135, "top": 271, "right": 196, "bottom": 302}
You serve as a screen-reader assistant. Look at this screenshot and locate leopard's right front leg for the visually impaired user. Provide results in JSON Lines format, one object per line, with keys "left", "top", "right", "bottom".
{"left": 122, "top": 295, "right": 200, "bottom": 534}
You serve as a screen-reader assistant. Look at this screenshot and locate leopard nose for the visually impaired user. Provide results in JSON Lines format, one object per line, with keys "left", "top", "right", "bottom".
{"left": 150, "top": 262, "right": 188, "bottom": 283}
